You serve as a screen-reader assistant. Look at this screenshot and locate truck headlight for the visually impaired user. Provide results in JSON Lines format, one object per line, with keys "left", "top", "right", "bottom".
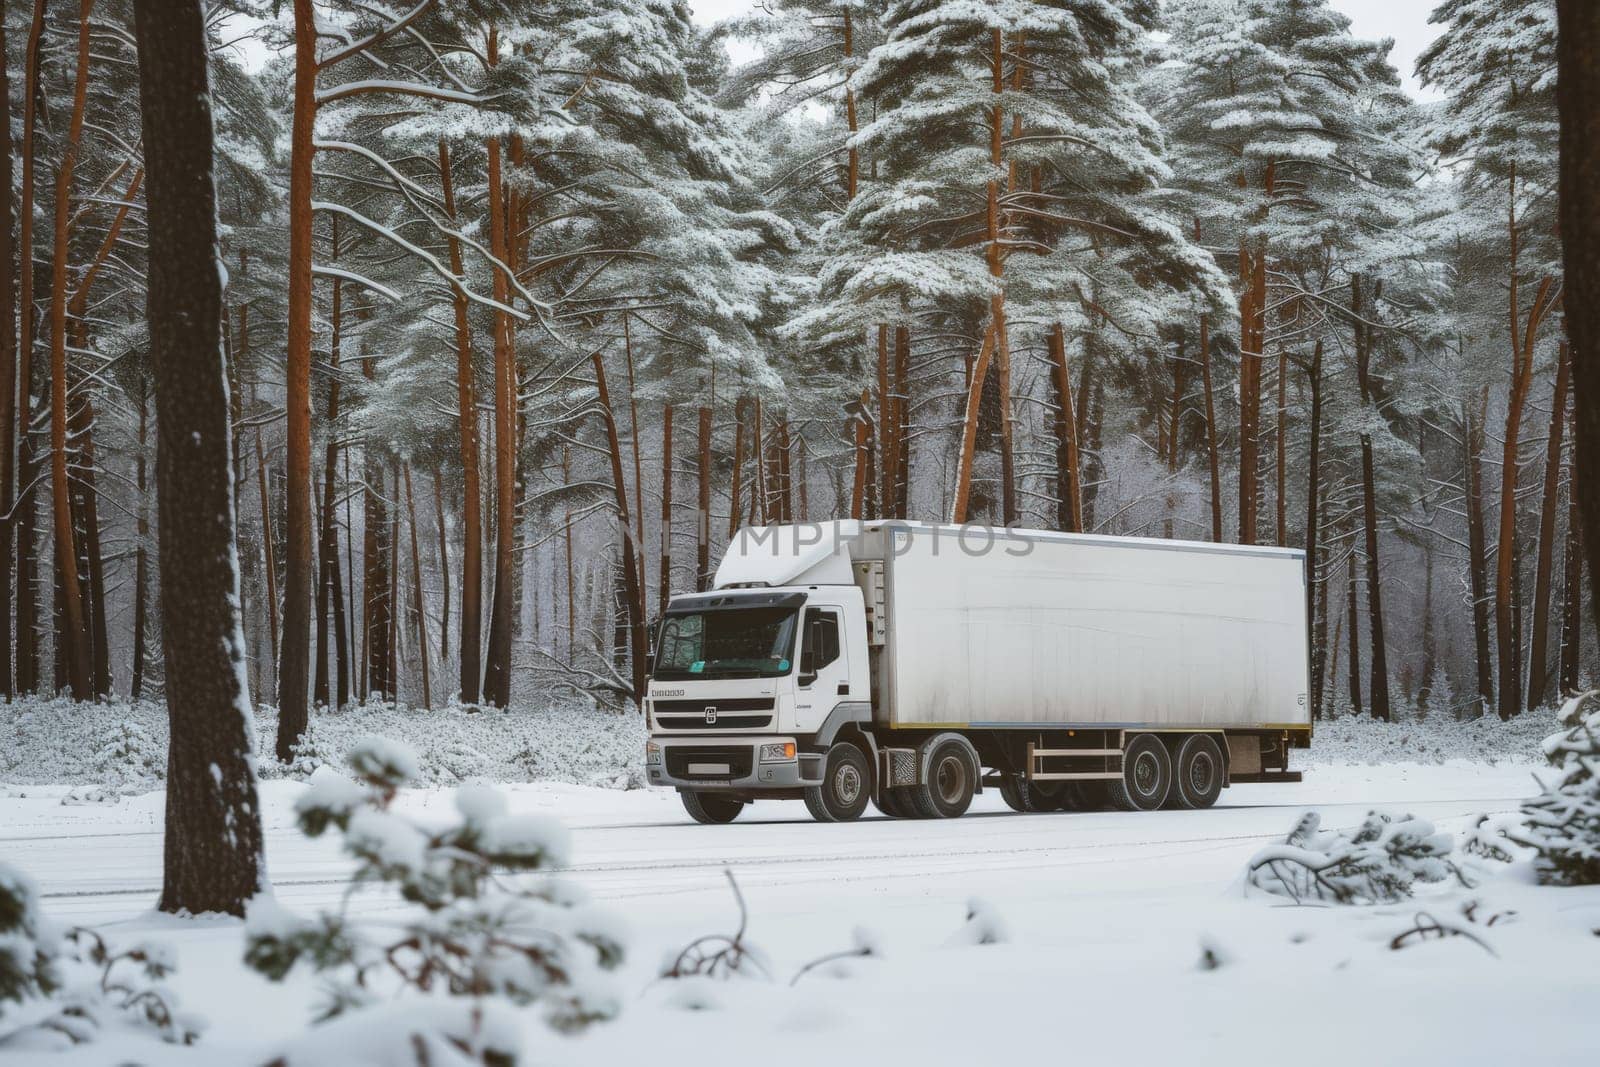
{"left": 645, "top": 741, "right": 662, "bottom": 766}
{"left": 760, "top": 742, "right": 796, "bottom": 762}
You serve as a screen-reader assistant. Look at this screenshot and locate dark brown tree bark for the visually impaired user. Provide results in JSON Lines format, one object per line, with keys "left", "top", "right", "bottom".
{"left": 130, "top": 385, "right": 150, "bottom": 699}
{"left": 315, "top": 219, "right": 347, "bottom": 708}
{"left": 894, "top": 326, "right": 911, "bottom": 517}
{"left": 439, "top": 140, "right": 481, "bottom": 703}
{"left": 877, "top": 324, "right": 892, "bottom": 518}
{"left": 593, "top": 351, "right": 646, "bottom": 702}
{"left": 658, "top": 404, "right": 673, "bottom": 611}
{"left": 1557, "top": 0, "right": 1600, "bottom": 643}
{"left": 0, "top": 17, "right": 15, "bottom": 698}
{"left": 433, "top": 467, "right": 450, "bottom": 666}
{"left": 849, "top": 390, "right": 868, "bottom": 521}
{"left": 403, "top": 464, "right": 430, "bottom": 709}
{"left": 47, "top": 0, "right": 97, "bottom": 701}
{"left": 482, "top": 135, "right": 516, "bottom": 708}
{"left": 730, "top": 396, "right": 748, "bottom": 534}
{"left": 1302, "top": 341, "right": 1325, "bottom": 718}
{"left": 1345, "top": 533, "right": 1363, "bottom": 716}
{"left": 1352, "top": 276, "right": 1391, "bottom": 721}
{"left": 696, "top": 405, "right": 712, "bottom": 591}
{"left": 1466, "top": 388, "right": 1496, "bottom": 714}
{"left": 1048, "top": 324, "right": 1082, "bottom": 532}
{"left": 12, "top": 0, "right": 47, "bottom": 697}
{"left": 1560, "top": 420, "right": 1583, "bottom": 694}
{"left": 1198, "top": 311, "right": 1222, "bottom": 543}
{"left": 134, "top": 0, "right": 265, "bottom": 916}
{"left": 1528, "top": 340, "right": 1572, "bottom": 707}
{"left": 278, "top": 0, "right": 317, "bottom": 758}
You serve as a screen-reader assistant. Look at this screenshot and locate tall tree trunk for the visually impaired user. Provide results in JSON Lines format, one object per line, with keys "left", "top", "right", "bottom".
{"left": 989, "top": 33, "right": 1016, "bottom": 527}
{"left": 0, "top": 18, "right": 14, "bottom": 698}
{"left": 278, "top": 0, "right": 317, "bottom": 757}
{"left": 659, "top": 404, "right": 673, "bottom": 611}
{"left": 1303, "top": 341, "right": 1325, "bottom": 718}
{"left": 316, "top": 219, "right": 344, "bottom": 707}
{"left": 877, "top": 324, "right": 892, "bottom": 519}
{"left": 134, "top": 0, "right": 265, "bottom": 915}
{"left": 12, "top": 0, "right": 48, "bottom": 697}
{"left": 696, "top": 405, "right": 712, "bottom": 591}
{"left": 432, "top": 468, "right": 450, "bottom": 667}
{"left": 1048, "top": 324, "right": 1082, "bottom": 532}
{"left": 622, "top": 314, "right": 647, "bottom": 597}
{"left": 70, "top": 392, "right": 110, "bottom": 697}
{"left": 730, "top": 396, "right": 747, "bottom": 535}
{"left": 254, "top": 424, "right": 278, "bottom": 696}
{"left": 131, "top": 386, "right": 150, "bottom": 699}
{"left": 1466, "top": 388, "right": 1496, "bottom": 715}
{"left": 47, "top": 0, "right": 97, "bottom": 701}
{"left": 950, "top": 326, "right": 997, "bottom": 523}
{"left": 1275, "top": 352, "right": 1287, "bottom": 546}
{"left": 1352, "top": 276, "right": 1391, "bottom": 721}
{"left": 1199, "top": 311, "right": 1222, "bottom": 542}
{"left": 1528, "top": 339, "right": 1572, "bottom": 707}
{"left": 439, "top": 140, "right": 480, "bottom": 703}
{"left": 562, "top": 446, "right": 574, "bottom": 656}
{"left": 593, "top": 351, "right": 646, "bottom": 702}
{"left": 482, "top": 135, "right": 516, "bottom": 708}
{"left": 1559, "top": 415, "right": 1583, "bottom": 693}
{"left": 894, "top": 325, "right": 911, "bottom": 517}
{"left": 361, "top": 359, "right": 391, "bottom": 702}
{"left": 1556, "top": 0, "right": 1600, "bottom": 644}
{"left": 1346, "top": 533, "right": 1363, "bottom": 716}
{"left": 849, "top": 390, "right": 869, "bottom": 520}
{"left": 403, "top": 464, "right": 430, "bottom": 709}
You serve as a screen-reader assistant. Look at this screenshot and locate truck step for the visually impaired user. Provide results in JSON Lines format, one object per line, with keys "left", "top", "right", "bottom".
{"left": 1227, "top": 770, "right": 1303, "bottom": 784}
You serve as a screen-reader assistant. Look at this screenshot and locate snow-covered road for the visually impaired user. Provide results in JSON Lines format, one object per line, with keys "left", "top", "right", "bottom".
{"left": 5, "top": 761, "right": 1597, "bottom": 1066}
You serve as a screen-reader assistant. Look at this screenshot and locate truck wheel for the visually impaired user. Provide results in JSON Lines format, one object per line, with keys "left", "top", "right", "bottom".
{"left": 1064, "top": 780, "right": 1108, "bottom": 811}
{"left": 999, "top": 774, "right": 1028, "bottom": 812}
{"left": 804, "top": 741, "right": 871, "bottom": 823}
{"left": 875, "top": 786, "right": 915, "bottom": 818}
{"left": 1173, "top": 734, "right": 1224, "bottom": 809}
{"left": 1025, "top": 781, "right": 1067, "bottom": 812}
{"left": 681, "top": 791, "right": 745, "bottom": 824}
{"left": 911, "top": 738, "right": 976, "bottom": 818}
{"left": 1108, "top": 734, "right": 1172, "bottom": 812}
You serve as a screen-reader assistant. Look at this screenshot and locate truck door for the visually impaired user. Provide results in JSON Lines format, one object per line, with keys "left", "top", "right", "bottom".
{"left": 797, "top": 606, "right": 848, "bottom": 727}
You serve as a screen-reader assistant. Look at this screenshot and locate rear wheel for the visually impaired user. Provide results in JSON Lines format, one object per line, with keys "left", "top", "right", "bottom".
{"left": 911, "top": 738, "right": 976, "bottom": 818}
{"left": 998, "top": 774, "right": 1028, "bottom": 812}
{"left": 1024, "top": 781, "right": 1067, "bottom": 812}
{"left": 804, "top": 741, "right": 871, "bottom": 823}
{"left": 681, "top": 791, "right": 745, "bottom": 825}
{"left": 1173, "top": 734, "right": 1225, "bottom": 809}
{"left": 1108, "top": 734, "right": 1172, "bottom": 812}
{"left": 875, "top": 786, "right": 918, "bottom": 818}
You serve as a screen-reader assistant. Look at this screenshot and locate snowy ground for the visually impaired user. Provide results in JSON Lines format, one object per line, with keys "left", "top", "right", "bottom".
{"left": 5, "top": 759, "right": 1597, "bottom": 1065}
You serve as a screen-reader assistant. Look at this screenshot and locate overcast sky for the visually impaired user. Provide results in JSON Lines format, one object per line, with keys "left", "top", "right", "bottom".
{"left": 686, "top": 0, "right": 1443, "bottom": 99}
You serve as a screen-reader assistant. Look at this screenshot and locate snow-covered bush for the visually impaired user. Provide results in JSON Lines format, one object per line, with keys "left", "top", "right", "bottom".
{"left": 0, "top": 863, "right": 58, "bottom": 1010}
{"left": 1245, "top": 809, "right": 1464, "bottom": 904}
{"left": 91, "top": 721, "right": 164, "bottom": 793}
{"left": 1514, "top": 691, "right": 1600, "bottom": 886}
{"left": 244, "top": 736, "right": 625, "bottom": 1060}
{"left": 2, "top": 864, "right": 198, "bottom": 1050}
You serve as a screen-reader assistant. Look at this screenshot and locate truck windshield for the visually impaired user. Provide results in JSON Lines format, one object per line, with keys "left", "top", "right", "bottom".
{"left": 654, "top": 608, "right": 798, "bottom": 680}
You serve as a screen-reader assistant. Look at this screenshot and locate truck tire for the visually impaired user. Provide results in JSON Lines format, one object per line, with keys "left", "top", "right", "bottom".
{"left": 804, "top": 741, "right": 871, "bottom": 823}
{"left": 681, "top": 791, "right": 745, "bottom": 824}
{"left": 1107, "top": 734, "right": 1172, "bottom": 812}
{"left": 1025, "top": 781, "right": 1067, "bottom": 812}
{"left": 1064, "top": 780, "right": 1109, "bottom": 811}
{"left": 998, "top": 774, "right": 1028, "bottom": 812}
{"left": 1173, "top": 734, "right": 1225, "bottom": 809}
{"left": 911, "top": 738, "right": 976, "bottom": 818}
{"left": 875, "top": 786, "right": 917, "bottom": 818}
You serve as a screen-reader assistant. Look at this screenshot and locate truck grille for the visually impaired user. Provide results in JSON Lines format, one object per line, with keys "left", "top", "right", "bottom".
{"left": 651, "top": 698, "right": 775, "bottom": 732}
{"left": 665, "top": 746, "right": 753, "bottom": 781}
{"left": 655, "top": 714, "right": 774, "bottom": 731}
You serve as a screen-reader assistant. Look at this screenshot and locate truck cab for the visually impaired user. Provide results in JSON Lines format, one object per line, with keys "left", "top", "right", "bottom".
{"left": 645, "top": 582, "right": 876, "bottom": 822}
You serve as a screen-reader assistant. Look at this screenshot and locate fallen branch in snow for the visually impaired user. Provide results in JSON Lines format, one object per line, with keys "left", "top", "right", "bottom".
{"left": 660, "top": 870, "right": 769, "bottom": 981}
{"left": 790, "top": 928, "right": 880, "bottom": 986}
{"left": 1388, "top": 907, "right": 1499, "bottom": 957}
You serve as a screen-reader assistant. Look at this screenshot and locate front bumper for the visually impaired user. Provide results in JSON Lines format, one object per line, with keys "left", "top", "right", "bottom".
{"left": 646, "top": 735, "right": 820, "bottom": 790}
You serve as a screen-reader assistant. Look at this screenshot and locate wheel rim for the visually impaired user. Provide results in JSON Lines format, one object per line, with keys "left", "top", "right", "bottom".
{"left": 835, "top": 763, "right": 862, "bottom": 805}
{"left": 935, "top": 755, "right": 966, "bottom": 805}
{"left": 1188, "top": 750, "right": 1215, "bottom": 796}
{"left": 1133, "top": 750, "right": 1160, "bottom": 797}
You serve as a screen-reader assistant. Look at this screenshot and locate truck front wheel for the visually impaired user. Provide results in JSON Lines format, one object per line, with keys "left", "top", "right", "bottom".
{"left": 1108, "top": 734, "right": 1172, "bottom": 811}
{"left": 681, "top": 791, "right": 746, "bottom": 824}
{"left": 805, "top": 741, "right": 871, "bottom": 823}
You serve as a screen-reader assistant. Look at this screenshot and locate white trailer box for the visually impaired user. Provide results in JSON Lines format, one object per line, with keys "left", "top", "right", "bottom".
{"left": 863, "top": 524, "right": 1310, "bottom": 731}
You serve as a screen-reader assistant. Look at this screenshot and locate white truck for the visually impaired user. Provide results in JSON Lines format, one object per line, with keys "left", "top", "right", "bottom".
{"left": 645, "top": 521, "right": 1310, "bottom": 823}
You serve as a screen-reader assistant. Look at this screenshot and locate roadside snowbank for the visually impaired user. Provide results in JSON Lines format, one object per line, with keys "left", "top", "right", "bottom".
{"left": 0, "top": 697, "right": 646, "bottom": 794}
